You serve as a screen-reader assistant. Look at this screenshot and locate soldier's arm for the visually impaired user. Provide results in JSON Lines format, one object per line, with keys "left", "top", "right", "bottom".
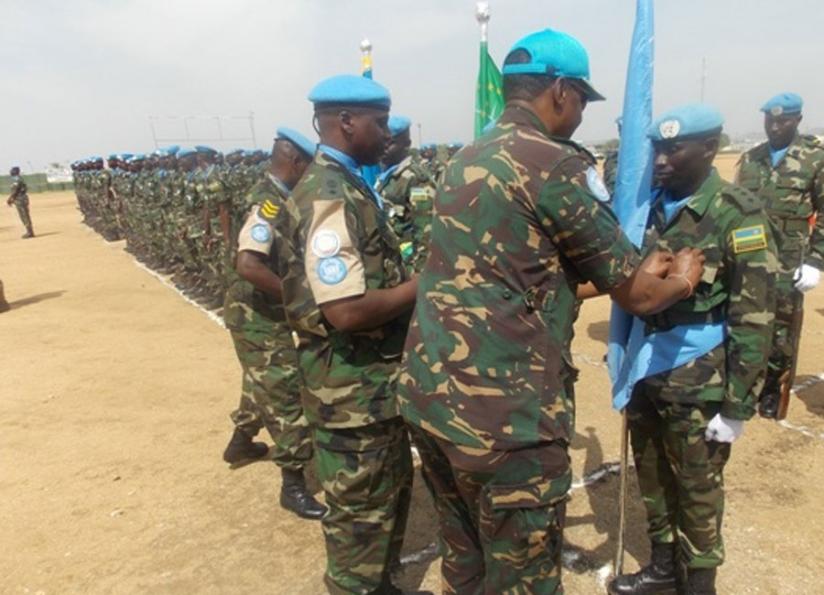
{"left": 237, "top": 251, "right": 282, "bottom": 300}
{"left": 805, "top": 161, "right": 824, "bottom": 269}
{"left": 722, "top": 214, "right": 777, "bottom": 420}
{"left": 235, "top": 207, "right": 283, "bottom": 300}
{"left": 537, "top": 160, "right": 703, "bottom": 315}
{"left": 305, "top": 196, "right": 417, "bottom": 332}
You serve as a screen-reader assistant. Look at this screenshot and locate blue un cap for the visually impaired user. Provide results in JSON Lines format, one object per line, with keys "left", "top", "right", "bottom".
{"left": 388, "top": 115, "right": 411, "bottom": 137}
{"left": 502, "top": 29, "right": 605, "bottom": 102}
{"left": 308, "top": 74, "right": 391, "bottom": 110}
{"left": 276, "top": 127, "right": 317, "bottom": 159}
{"left": 761, "top": 93, "right": 803, "bottom": 117}
{"left": 648, "top": 104, "right": 724, "bottom": 142}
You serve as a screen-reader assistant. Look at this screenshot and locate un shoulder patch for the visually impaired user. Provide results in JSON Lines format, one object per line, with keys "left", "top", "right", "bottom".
{"left": 250, "top": 224, "right": 271, "bottom": 243}
{"left": 316, "top": 256, "right": 348, "bottom": 285}
{"left": 259, "top": 199, "right": 280, "bottom": 221}
{"left": 732, "top": 225, "right": 767, "bottom": 254}
{"left": 586, "top": 166, "right": 610, "bottom": 202}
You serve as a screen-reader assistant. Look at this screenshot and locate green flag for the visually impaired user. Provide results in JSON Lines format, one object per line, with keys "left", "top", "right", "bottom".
{"left": 474, "top": 41, "right": 504, "bottom": 138}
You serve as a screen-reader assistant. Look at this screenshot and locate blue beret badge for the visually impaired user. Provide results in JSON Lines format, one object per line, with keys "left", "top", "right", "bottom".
{"left": 659, "top": 119, "right": 681, "bottom": 140}
{"left": 317, "top": 256, "right": 348, "bottom": 285}
{"left": 250, "top": 224, "right": 271, "bottom": 243}
{"left": 586, "top": 167, "right": 610, "bottom": 202}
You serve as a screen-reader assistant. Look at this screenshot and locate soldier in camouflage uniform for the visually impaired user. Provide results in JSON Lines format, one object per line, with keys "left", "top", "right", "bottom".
{"left": 375, "top": 115, "right": 437, "bottom": 272}
{"left": 282, "top": 75, "right": 420, "bottom": 595}
{"left": 610, "top": 105, "right": 777, "bottom": 595}
{"left": 603, "top": 117, "right": 623, "bottom": 197}
{"left": 194, "top": 146, "right": 230, "bottom": 307}
{"left": 222, "top": 128, "right": 326, "bottom": 520}
{"left": 6, "top": 167, "right": 34, "bottom": 238}
{"left": 398, "top": 30, "right": 707, "bottom": 595}
{"left": 735, "top": 93, "right": 824, "bottom": 418}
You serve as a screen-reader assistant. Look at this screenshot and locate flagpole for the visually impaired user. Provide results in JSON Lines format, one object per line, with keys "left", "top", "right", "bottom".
{"left": 360, "top": 38, "right": 373, "bottom": 79}
{"left": 475, "top": 1, "right": 490, "bottom": 42}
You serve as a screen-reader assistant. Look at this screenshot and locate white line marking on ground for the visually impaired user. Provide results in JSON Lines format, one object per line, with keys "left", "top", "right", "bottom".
{"left": 130, "top": 260, "right": 225, "bottom": 329}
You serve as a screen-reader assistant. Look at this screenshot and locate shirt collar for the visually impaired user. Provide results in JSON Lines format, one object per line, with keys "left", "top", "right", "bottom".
{"left": 319, "top": 144, "right": 361, "bottom": 174}
{"left": 266, "top": 172, "right": 291, "bottom": 197}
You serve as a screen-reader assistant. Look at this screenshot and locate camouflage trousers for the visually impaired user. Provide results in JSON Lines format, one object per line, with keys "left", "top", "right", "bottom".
{"left": 229, "top": 327, "right": 312, "bottom": 471}
{"left": 409, "top": 425, "right": 571, "bottom": 595}
{"left": 14, "top": 199, "right": 33, "bottom": 233}
{"left": 314, "top": 418, "right": 413, "bottom": 595}
{"left": 762, "top": 264, "right": 803, "bottom": 397}
{"left": 628, "top": 384, "right": 731, "bottom": 570}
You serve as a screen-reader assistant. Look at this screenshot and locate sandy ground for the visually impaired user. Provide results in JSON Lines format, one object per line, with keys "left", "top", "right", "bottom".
{"left": 2, "top": 157, "right": 823, "bottom": 594}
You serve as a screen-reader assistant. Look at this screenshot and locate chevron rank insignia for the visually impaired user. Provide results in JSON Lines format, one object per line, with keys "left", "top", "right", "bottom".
{"left": 732, "top": 225, "right": 767, "bottom": 254}
{"left": 259, "top": 199, "right": 280, "bottom": 221}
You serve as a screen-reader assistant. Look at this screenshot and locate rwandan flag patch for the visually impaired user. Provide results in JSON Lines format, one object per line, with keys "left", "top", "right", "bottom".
{"left": 731, "top": 225, "right": 767, "bottom": 254}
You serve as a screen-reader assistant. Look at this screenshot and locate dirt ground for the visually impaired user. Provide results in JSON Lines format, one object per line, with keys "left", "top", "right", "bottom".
{"left": 2, "top": 156, "right": 823, "bottom": 594}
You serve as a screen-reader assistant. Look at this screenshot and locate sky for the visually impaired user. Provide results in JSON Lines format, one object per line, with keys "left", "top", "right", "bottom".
{"left": 2, "top": 0, "right": 823, "bottom": 171}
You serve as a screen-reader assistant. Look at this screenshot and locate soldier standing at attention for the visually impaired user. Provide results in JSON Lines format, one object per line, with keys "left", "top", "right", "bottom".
{"left": 735, "top": 93, "right": 824, "bottom": 418}
{"left": 397, "top": 29, "right": 706, "bottom": 594}
{"left": 6, "top": 167, "right": 34, "bottom": 238}
{"left": 222, "top": 127, "right": 326, "bottom": 520}
{"left": 375, "top": 115, "right": 437, "bottom": 269}
{"left": 283, "top": 74, "right": 420, "bottom": 595}
{"left": 609, "top": 105, "right": 776, "bottom": 595}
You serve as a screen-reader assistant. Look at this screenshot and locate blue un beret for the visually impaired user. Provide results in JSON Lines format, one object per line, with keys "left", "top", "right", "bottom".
{"left": 502, "top": 28, "right": 605, "bottom": 102}
{"left": 195, "top": 145, "right": 216, "bottom": 154}
{"left": 276, "top": 127, "right": 317, "bottom": 159}
{"left": 177, "top": 148, "right": 196, "bottom": 158}
{"left": 308, "top": 74, "right": 391, "bottom": 110}
{"left": 388, "top": 115, "right": 412, "bottom": 136}
{"left": 761, "top": 93, "right": 803, "bottom": 116}
{"left": 648, "top": 104, "right": 724, "bottom": 142}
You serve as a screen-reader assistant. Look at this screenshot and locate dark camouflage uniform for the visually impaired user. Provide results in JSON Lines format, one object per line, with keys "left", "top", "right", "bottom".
{"left": 629, "top": 169, "right": 776, "bottom": 570}
{"left": 8, "top": 175, "right": 33, "bottom": 234}
{"left": 735, "top": 134, "right": 824, "bottom": 399}
{"left": 375, "top": 155, "right": 437, "bottom": 271}
{"left": 602, "top": 146, "right": 619, "bottom": 197}
{"left": 223, "top": 173, "right": 313, "bottom": 471}
{"left": 398, "top": 106, "right": 640, "bottom": 593}
{"left": 285, "top": 151, "right": 413, "bottom": 595}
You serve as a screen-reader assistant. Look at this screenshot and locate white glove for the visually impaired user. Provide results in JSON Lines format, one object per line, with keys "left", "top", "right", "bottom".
{"left": 705, "top": 414, "right": 744, "bottom": 443}
{"left": 793, "top": 264, "right": 820, "bottom": 292}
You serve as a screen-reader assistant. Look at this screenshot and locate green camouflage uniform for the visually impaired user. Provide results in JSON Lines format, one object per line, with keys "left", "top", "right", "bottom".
{"left": 629, "top": 169, "right": 776, "bottom": 571}
{"left": 223, "top": 174, "right": 312, "bottom": 470}
{"left": 735, "top": 134, "right": 824, "bottom": 399}
{"left": 398, "top": 105, "right": 640, "bottom": 594}
{"left": 8, "top": 175, "right": 33, "bottom": 234}
{"left": 602, "top": 147, "right": 619, "bottom": 197}
{"left": 285, "top": 151, "right": 413, "bottom": 595}
{"left": 375, "top": 155, "right": 437, "bottom": 273}
{"left": 199, "top": 164, "right": 231, "bottom": 296}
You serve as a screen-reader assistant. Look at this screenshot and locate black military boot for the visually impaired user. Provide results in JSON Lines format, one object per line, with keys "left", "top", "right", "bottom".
{"left": 683, "top": 568, "right": 716, "bottom": 595}
{"left": 222, "top": 428, "right": 269, "bottom": 463}
{"left": 280, "top": 467, "right": 327, "bottom": 520}
{"left": 608, "top": 542, "right": 678, "bottom": 594}
{"left": 758, "top": 379, "right": 780, "bottom": 419}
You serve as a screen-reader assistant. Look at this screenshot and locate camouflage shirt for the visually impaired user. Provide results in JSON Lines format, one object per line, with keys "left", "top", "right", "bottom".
{"left": 223, "top": 173, "right": 294, "bottom": 331}
{"left": 735, "top": 134, "right": 824, "bottom": 268}
{"left": 376, "top": 154, "right": 438, "bottom": 268}
{"left": 640, "top": 169, "right": 777, "bottom": 420}
{"left": 284, "top": 151, "right": 409, "bottom": 429}
{"left": 398, "top": 105, "right": 640, "bottom": 450}
{"left": 9, "top": 175, "right": 28, "bottom": 205}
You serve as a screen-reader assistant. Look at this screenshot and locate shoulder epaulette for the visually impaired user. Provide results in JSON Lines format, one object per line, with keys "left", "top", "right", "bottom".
{"left": 724, "top": 183, "right": 762, "bottom": 214}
